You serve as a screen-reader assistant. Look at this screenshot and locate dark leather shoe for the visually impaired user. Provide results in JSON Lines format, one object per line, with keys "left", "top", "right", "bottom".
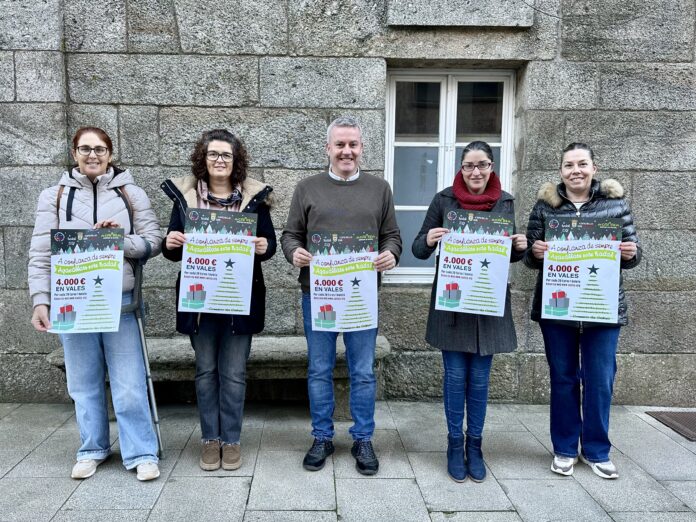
{"left": 351, "top": 440, "right": 379, "bottom": 475}
{"left": 303, "top": 439, "right": 334, "bottom": 471}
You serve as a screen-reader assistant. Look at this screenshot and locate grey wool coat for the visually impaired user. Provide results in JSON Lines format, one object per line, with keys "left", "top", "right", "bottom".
{"left": 411, "top": 187, "right": 524, "bottom": 355}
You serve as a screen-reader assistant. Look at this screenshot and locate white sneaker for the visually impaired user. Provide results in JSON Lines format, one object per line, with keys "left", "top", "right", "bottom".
{"left": 71, "top": 459, "right": 105, "bottom": 479}
{"left": 580, "top": 455, "right": 618, "bottom": 479}
{"left": 551, "top": 455, "right": 578, "bottom": 476}
{"left": 136, "top": 461, "right": 160, "bottom": 481}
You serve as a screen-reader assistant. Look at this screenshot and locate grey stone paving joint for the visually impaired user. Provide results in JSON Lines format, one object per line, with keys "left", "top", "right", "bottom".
{"left": 0, "top": 402, "right": 694, "bottom": 521}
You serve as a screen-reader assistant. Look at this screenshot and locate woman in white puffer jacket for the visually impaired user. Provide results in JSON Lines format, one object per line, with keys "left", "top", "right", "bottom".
{"left": 28, "top": 127, "right": 162, "bottom": 482}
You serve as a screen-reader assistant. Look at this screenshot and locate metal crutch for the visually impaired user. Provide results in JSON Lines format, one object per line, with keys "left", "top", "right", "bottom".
{"left": 122, "top": 258, "right": 164, "bottom": 458}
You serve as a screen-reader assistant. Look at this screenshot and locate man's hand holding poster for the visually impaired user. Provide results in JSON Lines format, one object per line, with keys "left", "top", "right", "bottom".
{"left": 309, "top": 231, "right": 378, "bottom": 332}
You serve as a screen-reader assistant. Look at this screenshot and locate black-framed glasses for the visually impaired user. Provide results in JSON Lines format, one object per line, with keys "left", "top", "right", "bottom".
{"left": 461, "top": 161, "right": 492, "bottom": 172}
{"left": 206, "top": 151, "right": 234, "bottom": 163}
{"left": 76, "top": 145, "right": 109, "bottom": 157}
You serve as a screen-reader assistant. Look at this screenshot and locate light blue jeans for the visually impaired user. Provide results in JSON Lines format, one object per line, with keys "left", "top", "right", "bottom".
{"left": 301, "top": 292, "right": 377, "bottom": 441}
{"left": 61, "top": 292, "right": 158, "bottom": 469}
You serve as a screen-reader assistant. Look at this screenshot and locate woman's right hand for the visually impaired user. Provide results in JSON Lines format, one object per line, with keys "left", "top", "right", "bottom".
{"left": 165, "top": 231, "right": 186, "bottom": 250}
{"left": 426, "top": 227, "right": 449, "bottom": 248}
{"left": 531, "top": 240, "right": 549, "bottom": 260}
{"left": 31, "top": 305, "right": 51, "bottom": 332}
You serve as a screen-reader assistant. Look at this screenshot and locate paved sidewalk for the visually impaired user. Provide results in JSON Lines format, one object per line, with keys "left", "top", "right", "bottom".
{"left": 1, "top": 401, "right": 695, "bottom": 521}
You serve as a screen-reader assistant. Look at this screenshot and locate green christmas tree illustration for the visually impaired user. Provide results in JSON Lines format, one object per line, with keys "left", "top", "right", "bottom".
{"left": 75, "top": 275, "right": 118, "bottom": 331}
{"left": 459, "top": 259, "right": 500, "bottom": 315}
{"left": 207, "top": 260, "right": 246, "bottom": 313}
{"left": 337, "top": 277, "right": 374, "bottom": 330}
{"left": 571, "top": 265, "right": 614, "bottom": 321}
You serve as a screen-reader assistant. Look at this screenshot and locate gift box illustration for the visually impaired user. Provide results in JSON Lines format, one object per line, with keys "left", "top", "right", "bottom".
{"left": 54, "top": 304, "right": 77, "bottom": 330}
{"left": 181, "top": 283, "right": 207, "bottom": 309}
{"left": 314, "top": 304, "right": 337, "bottom": 328}
{"left": 544, "top": 290, "right": 570, "bottom": 316}
{"left": 438, "top": 283, "right": 462, "bottom": 308}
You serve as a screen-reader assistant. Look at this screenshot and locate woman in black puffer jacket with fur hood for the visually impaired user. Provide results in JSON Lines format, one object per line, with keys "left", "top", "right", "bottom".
{"left": 524, "top": 143, "right": 641, "bottom": 481}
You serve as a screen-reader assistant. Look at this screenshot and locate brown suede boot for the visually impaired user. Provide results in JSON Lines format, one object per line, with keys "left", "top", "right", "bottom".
{"left": 199, "top": 440, "right": 221, "bottom": 471}
{"left": 222, "top": 443, "right": 241, "bottom": 470}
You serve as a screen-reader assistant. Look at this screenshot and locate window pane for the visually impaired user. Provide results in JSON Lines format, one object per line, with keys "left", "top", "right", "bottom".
{"left": 456, "top": 82, "right": 503, "bottom": 141}
{"left": 393, "top": 146, "right": 439, "bottom": 206}
{"left": 395, "top": 81, "right": 441, "bottom": 142}
{"left": 454, "top": 145, "right": 501, "bottom": 174}
{"left": 395, "top": 210, "right": 436, "bottom": 268}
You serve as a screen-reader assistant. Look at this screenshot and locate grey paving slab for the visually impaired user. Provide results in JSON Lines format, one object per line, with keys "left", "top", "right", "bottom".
{"left": 336, "top": 478, "right": 429, "bottom": 522}
{"left": 573, "top": 453, "right": 689, "bottom": 513}
{"left": 260, "top": 426, "right": 313, "bottom": 452}
{"left": 0, "top": 424, "right": 56, "bottom": 453}
{"left": 629, "top": 410, "right": 696, "bottom": 454}
{"left": 2, "top": 403, "right": 74, "bottom": 428}
{"left": 244, "top": 512, "right": 338, "bottom": 521}
{"left": 609, "top": 514, "right": 696, "bottom": 522}
{"left": 333, "top": 430, "right": 414, "bottom": 479}
{"left": 501, "top": 478, "right": 612, "bottom": 522}
{"left": 62, "top": 451, "right": 179, "bottom": 511}
{"left": 662, "top": 481, "right": 696, "bottom": 511}
{"left": 247, "top": 451, "right": 336, "bottom": 510}
{"left": 0, "top": 403, "right": 20, "bottom": 419}
{"left": 430, "top": 513, "right": 523, "bottom": 522}
{"left": 611, "top": 429, "right": 696, "bottom": 480}
{"left": 0, "top": 449, "right": 29, "bottom": 477}
{"left": 52, "top": 510, "right": 150, "bottom": 521}
{"left": 484, "top": 431, "right": 555, "bottom": 480}
{"left": 409, "top": 452, "right": 513, "bottom": 512}
{"left": 149, "top": 476, "right": 250, "bottom": 521}
{"left": 262, "top": 404, "right": 312, "bottom": 430}
{"left": 157, "top": 414, "right": 197, "bottom": 451}
{"left": 8, "top": 429, "right": 83, "bottom": 478}
{"left": 0, "top": 477, "right": 79, "bottom": 521}
{"left": 389, "top": 401, "right": 449, "bottom": 451}
{"left": 171, "top": 427, "right": 261, "bottom": 477}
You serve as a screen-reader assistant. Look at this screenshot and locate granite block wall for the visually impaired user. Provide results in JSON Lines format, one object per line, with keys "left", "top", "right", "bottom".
{"left": 0, "top": 0, "right": 694, "bottom": 404}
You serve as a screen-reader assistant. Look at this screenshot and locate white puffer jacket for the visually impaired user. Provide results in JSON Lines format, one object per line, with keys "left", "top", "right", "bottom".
{"left": 28, "top": 167, "right": 162, "bottom": 308}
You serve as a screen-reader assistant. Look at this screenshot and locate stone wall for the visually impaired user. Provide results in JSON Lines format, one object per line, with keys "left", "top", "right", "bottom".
{"left": 0, "top": 0, "right": 694, "bottom": 404}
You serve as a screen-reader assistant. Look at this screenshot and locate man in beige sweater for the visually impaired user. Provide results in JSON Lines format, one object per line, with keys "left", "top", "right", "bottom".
{"left": 281, "top": 116, "right": 402, "bottom": 476}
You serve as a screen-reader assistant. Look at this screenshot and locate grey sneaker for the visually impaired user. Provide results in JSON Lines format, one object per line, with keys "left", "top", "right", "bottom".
{"left": 136, "top": 462, "right": 160, "bottom": 481}
{"left": 551, "top": 455, "right": 578, "bottom": 476}
{"left": 199, "top": 439, "right": 221, "bottom": 471}
{"left": 580, "top": 455, "right": 619, "bottom": 479}
{"left": 222, "top": 443, "right": 242, "bottom": 470}
{"left": 71, "top": 458, "right": 105, "bottom": 479}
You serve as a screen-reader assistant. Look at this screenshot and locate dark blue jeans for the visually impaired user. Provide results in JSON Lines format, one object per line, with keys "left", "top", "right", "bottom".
{"left": 540, "top": 321, "right": 621, "bottom": 462}
{"left": 441, "top": 350, "right": 494, "bottom": 439}
{"left": 190, "top": 314, "right": 252, "bottom": 444}
{"left": 302, "top": 292, "right": 377, "bottom": 441}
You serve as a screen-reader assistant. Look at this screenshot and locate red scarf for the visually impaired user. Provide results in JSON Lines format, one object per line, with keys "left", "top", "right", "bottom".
{"left": 452, "top": 169, "right": 502, "bottom": 210}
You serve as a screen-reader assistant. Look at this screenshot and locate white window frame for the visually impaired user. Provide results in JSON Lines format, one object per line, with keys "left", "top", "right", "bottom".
{"left": 384, "top": 69, "right": 516, "bottom": 284}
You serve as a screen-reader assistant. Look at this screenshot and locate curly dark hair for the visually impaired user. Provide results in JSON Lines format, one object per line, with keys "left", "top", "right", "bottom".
{"left": 190, "top": 129, "right": 249, "bottom": 186}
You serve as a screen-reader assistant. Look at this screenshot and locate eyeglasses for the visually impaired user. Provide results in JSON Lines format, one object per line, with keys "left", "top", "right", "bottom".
{"left": 461, "top": 161, "right": 493, "bottom": 172}
{"left": 76, "top": 146, "right": 109, "bottom": 157}
{"left": 206, "top": 151, "right": 234, "bottom": 163}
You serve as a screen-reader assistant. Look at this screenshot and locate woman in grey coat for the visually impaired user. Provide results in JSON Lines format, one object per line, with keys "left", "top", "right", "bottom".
{"left": 412, "top": 141, "right": 527, "bottom": 483}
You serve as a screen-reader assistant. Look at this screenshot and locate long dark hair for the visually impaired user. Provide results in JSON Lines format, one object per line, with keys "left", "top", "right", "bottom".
{"left": 460, "top": 140, "right": 494, "bottom": 163}
{"left": 190, "top": 129, "right": 249, "bottom": 186}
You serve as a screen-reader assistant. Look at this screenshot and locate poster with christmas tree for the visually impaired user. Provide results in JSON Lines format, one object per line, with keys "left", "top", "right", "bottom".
{"left": 49, "top": 229, "right": 124, "bottom": 333}
{"left": 307, "top": 230, "right": 378, "bottom": 256}
{"left": 178, "top": 209, "right": 257, "bottom": 315}
{"left": 310, "top": 251, "right": 378, "bottom": 332}
{"left": 435, "top": 228, "right": 512, "bottom": 317}
{"left": 542, "top": 218, "right": 620, "bottom": 323}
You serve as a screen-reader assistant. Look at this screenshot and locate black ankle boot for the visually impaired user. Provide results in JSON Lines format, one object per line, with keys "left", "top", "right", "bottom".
{"left": 466, "top": 434, "right": 486, "bottom": 482}
{"left": 447, "top": 434, "right": 467, "bottom": 482}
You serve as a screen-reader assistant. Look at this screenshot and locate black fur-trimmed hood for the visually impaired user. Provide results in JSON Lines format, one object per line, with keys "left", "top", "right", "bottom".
{"left": 537, "top": 179, "right": 624, "bottom": 208}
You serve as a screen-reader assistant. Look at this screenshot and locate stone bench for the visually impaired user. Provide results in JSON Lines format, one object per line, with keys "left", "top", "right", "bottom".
{"left": 47, "top": 335, "right": 391, "bottom": 420}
